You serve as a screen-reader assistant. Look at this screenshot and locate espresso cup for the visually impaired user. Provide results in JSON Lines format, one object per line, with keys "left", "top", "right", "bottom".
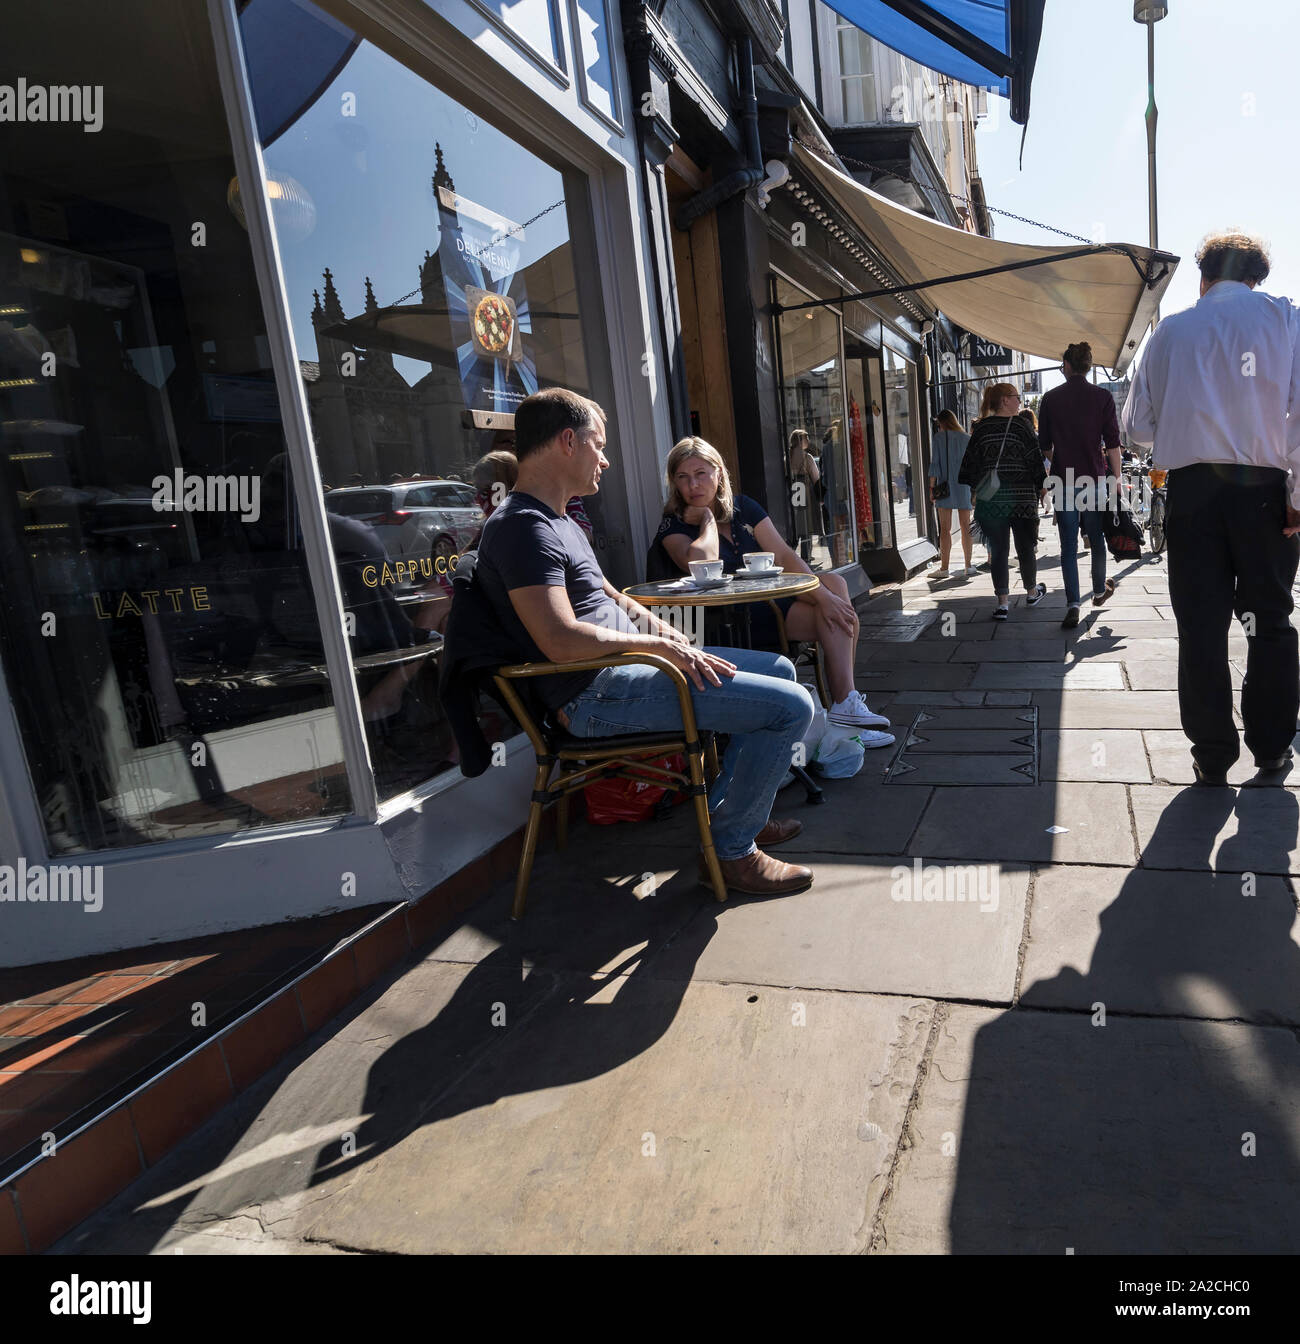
{"left": 742, "top": 552, "right": 775, "bottom": 572}
{"left": 688, "top": 559, "right": 724, "bottom": 582}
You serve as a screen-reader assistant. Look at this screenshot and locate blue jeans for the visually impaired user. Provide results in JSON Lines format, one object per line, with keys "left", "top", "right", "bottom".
{"left": 1056, "top": 507, "right": 1107, "bottom": 607}
{"left": 560, "top": 647, "right": 814, "bottom": 861}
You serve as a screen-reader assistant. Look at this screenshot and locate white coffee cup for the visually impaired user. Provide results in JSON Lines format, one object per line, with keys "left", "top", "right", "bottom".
{"left": 688, "top": 559, "right": 724, "bottom": 582}
{"left": 742, "top": 552, "right": 775, "bottom": 572}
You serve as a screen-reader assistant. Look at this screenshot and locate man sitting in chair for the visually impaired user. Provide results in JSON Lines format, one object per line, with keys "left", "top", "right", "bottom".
{"left": 476, "top": 388, "right": 815, "bottom": 897}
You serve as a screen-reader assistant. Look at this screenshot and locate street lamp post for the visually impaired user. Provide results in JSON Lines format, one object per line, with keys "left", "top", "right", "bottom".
{"left": 1134, "top": 1, "right": 1168, "bottom": 325}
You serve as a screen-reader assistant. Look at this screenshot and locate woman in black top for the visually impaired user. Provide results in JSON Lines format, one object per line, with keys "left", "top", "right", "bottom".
{"left": 958, "top": 383, "right": 1048, "bottom": 620}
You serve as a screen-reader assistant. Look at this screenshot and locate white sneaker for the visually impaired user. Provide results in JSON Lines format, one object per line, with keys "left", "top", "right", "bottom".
{"left": 852, "top": 729, "right": 896, "bottom": 750}
{"left": 828, "top": 690, "right": 891, "bottom": 729}
{"left": 931, "top": 568, "right": 952, "bottom": 581}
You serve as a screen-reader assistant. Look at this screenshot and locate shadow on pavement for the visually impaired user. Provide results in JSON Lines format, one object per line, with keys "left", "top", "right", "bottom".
{"left": 949, "top": 787, "right": 1300, "bottom": 1253}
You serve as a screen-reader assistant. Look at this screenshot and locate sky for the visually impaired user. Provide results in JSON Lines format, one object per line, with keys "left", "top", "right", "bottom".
{"left": 971, "top": 0, "right": 1300, "bottom": 385}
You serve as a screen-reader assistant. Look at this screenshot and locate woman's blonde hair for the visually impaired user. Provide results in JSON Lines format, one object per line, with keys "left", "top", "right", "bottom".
{"left": 664, "top": 436, "right": 735, "bottom": 521}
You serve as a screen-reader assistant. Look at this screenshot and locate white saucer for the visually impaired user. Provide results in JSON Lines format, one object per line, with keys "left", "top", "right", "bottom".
{"left": 734, "top": 566, "right": 783, "bottom": 580}
{"left": 685, "top": 575, "right": 734, "bottom": 591}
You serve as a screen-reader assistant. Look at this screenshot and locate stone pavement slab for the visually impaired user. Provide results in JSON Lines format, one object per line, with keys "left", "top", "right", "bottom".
{"left": 650, "top": 857, "right": 1028, "bottom": 1000}
{"left": 1143, "top": 729, "right": 1300, "bottom": 786}
{"left": 1069, "top": 638, "right": 1180, "bottom": 662}
{"left": 302, "top": 979, "right": 935, "bottom": 1254}
{"left": 1132, "top": 785, "right": 1300, "bottom": 875}
{"left": 971, "top": 663, "right": 1124, "bottom": 690}
{"left": 878, "top": 1004, "right": 1300, "bottom": 1254}
{"left": 858, "top": 641, "right": 956, "bottom": 663}
{"left": 1040, "top": 730, "right": 1151, "bottom": 782}
{"left": 888, "top": 690, "right": 993, "bottom": 707}
{"left": 1019, "top": 865, "right": 1300, "bottom": 1025}
{"left": 908, "top": 782, "right": 1137, "bottom": 865}
{"left": 949, "top": 641, "right": 1065, "bottom": 662}
{"left": 1032, "top": 690, "right": 1187, "bottom": 729}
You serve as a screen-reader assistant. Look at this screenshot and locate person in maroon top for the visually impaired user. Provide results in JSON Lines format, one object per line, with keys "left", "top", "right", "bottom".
{"left": 1038, "top": 341, "right": 1122, "bottom": 628}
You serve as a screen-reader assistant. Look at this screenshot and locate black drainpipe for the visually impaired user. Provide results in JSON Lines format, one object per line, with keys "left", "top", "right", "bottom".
{"left": 673, "top": 35, "right": 764, "bottom": 232}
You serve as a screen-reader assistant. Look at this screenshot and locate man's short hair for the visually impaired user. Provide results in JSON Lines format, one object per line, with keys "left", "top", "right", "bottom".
{"left": 514, "top": 387, "right": 606, "bottom": 461}
{"left": 1196, "top": 231, "right": 1271, "bottom": 286}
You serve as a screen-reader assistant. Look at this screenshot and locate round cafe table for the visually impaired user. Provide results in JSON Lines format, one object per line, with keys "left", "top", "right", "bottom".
{"left": 622, "top": 568, "right": 826, "bottom": 804}
{"left": 622, "top": 570, "right": 820, "bottom": 644}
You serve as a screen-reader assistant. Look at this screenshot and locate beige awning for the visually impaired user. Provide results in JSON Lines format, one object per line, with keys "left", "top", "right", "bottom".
{"left": 791, "top": 143, "right": 1179, "bottom": 376}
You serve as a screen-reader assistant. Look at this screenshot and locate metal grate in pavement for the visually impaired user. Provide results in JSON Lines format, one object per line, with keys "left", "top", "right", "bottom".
{"left": 882, "top": 705, "right": 1038, "bottom": 785}
{"left": 857, "top": 610, "right": 938, "bottom": 642}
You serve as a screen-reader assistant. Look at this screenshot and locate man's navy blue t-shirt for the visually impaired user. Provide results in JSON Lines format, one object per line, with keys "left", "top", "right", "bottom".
{"left": 477, "top": 490, "right": 636, "bottom": 709}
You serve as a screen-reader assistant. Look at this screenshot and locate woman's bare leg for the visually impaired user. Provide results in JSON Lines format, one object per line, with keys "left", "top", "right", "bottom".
{"left": 959, "top": 510, "right": 973, "bottom": 569}
{"left": 785, "top": 573, "right": 858, "bottom": 703}
{"left": 937, "top": 508, "right": 952, "bottom": 569}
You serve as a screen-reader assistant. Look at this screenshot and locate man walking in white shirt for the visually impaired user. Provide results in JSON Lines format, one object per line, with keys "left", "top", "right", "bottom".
{"left": 1123, "top": 231, "right": 1300, "bottom": 786}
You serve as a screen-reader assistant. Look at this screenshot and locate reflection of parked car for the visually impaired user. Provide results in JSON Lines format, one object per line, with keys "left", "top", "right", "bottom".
{"left": 324, "top": 482, "right": 483, "bottom": 582}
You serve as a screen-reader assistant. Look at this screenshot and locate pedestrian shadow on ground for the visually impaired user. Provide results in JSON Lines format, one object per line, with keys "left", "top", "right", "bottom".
{"left": 948, "top": 786, "right": 1300, "bottom": 1253}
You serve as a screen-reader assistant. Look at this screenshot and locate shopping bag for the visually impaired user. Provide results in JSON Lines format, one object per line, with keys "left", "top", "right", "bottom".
{"left": 811, "top": 725, "right": 866, "bottom": 779}
{"left": 583, "top": 754, "right": 687, "bottom": 825}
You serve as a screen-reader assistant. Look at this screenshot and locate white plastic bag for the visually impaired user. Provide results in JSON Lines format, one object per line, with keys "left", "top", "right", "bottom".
{"left": 811, "top": 723, "right": 866, "bottom": 779}
{"left": 795, "top": 706, "right": 829, "bottom": 769}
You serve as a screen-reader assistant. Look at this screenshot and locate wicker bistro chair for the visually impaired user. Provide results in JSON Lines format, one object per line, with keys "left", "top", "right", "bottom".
{"left": 491, "top": 653, "right": 726, "bottom": 918}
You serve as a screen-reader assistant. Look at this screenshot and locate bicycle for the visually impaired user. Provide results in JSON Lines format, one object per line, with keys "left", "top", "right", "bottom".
{"left": 1146, "top": 463, "right": 1168, "bottom": 555}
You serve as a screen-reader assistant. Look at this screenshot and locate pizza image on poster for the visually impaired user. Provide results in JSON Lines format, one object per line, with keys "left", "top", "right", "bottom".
{"left": 466, "top": 285, "right": 522, "bottom": 362}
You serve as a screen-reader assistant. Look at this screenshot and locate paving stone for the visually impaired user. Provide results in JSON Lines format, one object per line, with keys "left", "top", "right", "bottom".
{"left": 1020, "top": 866, "right": 1300, "bottom": 1025}
{"left": 854, "top": 664, "right": 978, "bottom": 690}
{"left": 1082, "top": 620, "right": 1181, "bottom": 640}
{"left": 1132, "top": 784, "right": 1300, "bottom": 875}
{"left": 304, "top": 979, "right": 934, "bottom": 1254}
{"left": 1143, "top": 729, "right": 1300, "bottom": 787}
{"left": 1070, "top": 638, "right": 1180, "bottom": 662}
{"left": 908, "top": 782, "right": 1136, "bottom": 865}
{"left": 983, "top": 691, "right": 1032, "bottom": 706}
{"left": 881, "top": 1005, "right": 1300, "bottom": 1254}
{"left": 971, "top": 663, "right": 1125, "bottom": 690}
{"left": 651, "top": 857, "right": 1029, "bottom": 1001}
{"left": 888, "top": 690, "right": 989, "bottom": 707}
{"left": 949, "top": 640, "right": 1064, "bottom": 663}
{"left": 858, "top": 641, "right": 956, "bottom": 663}
{"left": 1033, "top": 690, "right": 1185, "bottom": 729}
{"left": 1040, "top": 730, "right": 1151, "bottom": 782}
{"left": 920, "top": 623, "right": 994, "bottom": 641}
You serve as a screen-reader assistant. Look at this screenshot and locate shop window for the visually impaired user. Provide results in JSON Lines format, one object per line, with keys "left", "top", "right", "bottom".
{"left": 882, "top": 347, "right": 923, "bottom": 547}
{"left": 0, "top": 0, "right": 355, "bottom": 855}
{"left": 773, "top": 275, "right": 855, "bottom": 571}
{"left": 238, "top": 0, "right": 617, "bottom": 800}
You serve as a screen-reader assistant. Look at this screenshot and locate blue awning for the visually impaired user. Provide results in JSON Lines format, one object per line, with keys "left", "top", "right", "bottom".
{"left": 820, "top": 0, "right": 1045, "bottom": 124}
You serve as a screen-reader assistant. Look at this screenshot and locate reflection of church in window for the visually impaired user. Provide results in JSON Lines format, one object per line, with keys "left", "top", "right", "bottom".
{"left": 299, "top": 143, "right": 587, "bottom": 486}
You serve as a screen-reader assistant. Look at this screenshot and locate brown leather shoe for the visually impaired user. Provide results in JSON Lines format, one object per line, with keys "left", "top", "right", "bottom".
{"left": 699, "top": 849, "right": 813, "bottom": 896}
{"left": 755, "top": 817, "right": 802, "bottom": 847}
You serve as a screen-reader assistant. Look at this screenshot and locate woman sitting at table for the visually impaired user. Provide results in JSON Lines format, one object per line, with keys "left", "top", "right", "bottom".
{"left": 654, "top": 436, "right": 892, "bottom": 737}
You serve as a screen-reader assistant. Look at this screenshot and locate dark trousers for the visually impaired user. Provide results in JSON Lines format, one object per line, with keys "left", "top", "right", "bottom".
{"left": 1166, "top": 463, "right": 1300, "bottom": 773}
{"left": 982, "top": 514, "right": 1038, "bottom": 597}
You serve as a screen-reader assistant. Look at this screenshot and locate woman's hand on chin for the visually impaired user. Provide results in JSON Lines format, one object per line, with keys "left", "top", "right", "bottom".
{"left": 682, "top": 503, "right": 714, "bottom": 526}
